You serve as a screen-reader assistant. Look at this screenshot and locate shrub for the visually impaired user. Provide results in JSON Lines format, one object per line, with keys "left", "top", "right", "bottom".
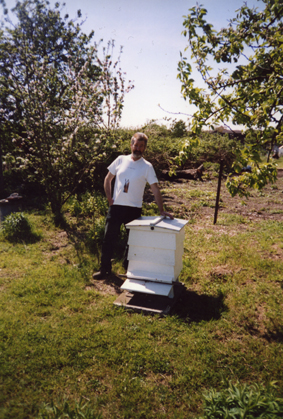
{"left": 199, "top": 382, "right": 283, "bottom": 419}
{"left": 142, "top": 202, "right": 159, "bottom": 216}
{"left": 1, "top": 212, "right": 40, "bottom": 243}
{"left": 86, "top": 216, "right": 106, "bottom": 253}
{"left": 68, "top": 192, "right": 108, "bottom": 219}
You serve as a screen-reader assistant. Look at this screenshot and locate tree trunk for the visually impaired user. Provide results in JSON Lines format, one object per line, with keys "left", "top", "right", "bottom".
{"left": 0, "top": 137, "right": 4, "bottom": 199}
{"left": 50, "top": 194, "right": 65, "bottom": 227}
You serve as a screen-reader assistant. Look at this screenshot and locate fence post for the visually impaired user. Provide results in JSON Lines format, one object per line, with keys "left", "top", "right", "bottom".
{"left": 214, "top": 160, "right": 224, "bottom": 225}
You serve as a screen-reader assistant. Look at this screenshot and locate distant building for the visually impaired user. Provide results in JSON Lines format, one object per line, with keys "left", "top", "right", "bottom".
{"left": 211, "top": 126, "right": 245, "bottom": 141}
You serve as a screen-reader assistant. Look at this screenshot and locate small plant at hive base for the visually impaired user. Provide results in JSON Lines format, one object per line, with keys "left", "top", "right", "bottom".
{"left": 199, "top": 381, "right": 283, "bottom": 419}
{"left": 1, "top": 212, "right": 39, "bottom": 243}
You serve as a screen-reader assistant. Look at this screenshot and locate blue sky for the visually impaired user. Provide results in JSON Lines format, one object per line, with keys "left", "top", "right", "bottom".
{"left": 4, "top": 0, "right": 264, "bottom": 128}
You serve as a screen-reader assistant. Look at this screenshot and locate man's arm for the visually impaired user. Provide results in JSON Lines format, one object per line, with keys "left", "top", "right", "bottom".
{"left": 104, "top": 171, "right": 115, "bottom": 206}
{"left": 150, "top": 183, "right": 174, "bottom": 219}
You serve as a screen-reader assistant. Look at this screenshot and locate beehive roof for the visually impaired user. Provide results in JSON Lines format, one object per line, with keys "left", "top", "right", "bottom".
{"left": 126, "top": 216, "right": 188, "bottom": 231}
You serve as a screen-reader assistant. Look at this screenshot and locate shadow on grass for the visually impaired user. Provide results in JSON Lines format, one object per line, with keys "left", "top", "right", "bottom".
{"left": 101, "top": 280, "right": 227, "bottom": 322}
{"left": 171, "top": 287, "right": 227, "bottom": 323}
{"left": 263, "top": 329, "right": 283, "bottom": 343}
{"left": 3, "top": 231, "right": 42, "bottom": 244}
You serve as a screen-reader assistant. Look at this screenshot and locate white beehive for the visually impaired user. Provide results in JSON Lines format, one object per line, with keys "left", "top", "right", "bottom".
{"left": 121, "top": 216, "right": 188, "bottom": 298}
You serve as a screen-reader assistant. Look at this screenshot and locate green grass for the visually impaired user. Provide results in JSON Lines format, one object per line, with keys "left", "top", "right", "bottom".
{"left": 161, "top": 185, "right": 216, "bottom": 216}
{"left": 162, "top": 185, "right": 216, "bottom": 201}
{"left": 1, "top": 211, "right": 283, "bottom": 418}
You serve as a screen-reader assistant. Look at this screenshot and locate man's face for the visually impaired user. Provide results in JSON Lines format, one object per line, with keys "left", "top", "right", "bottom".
{"left": 131, "top": 139, "right": 146, "bottom": 160}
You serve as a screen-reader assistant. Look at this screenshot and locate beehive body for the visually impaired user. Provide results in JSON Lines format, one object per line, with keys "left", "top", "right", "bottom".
{"left": 121, "top": 216, "right": 188, "bottom": 297}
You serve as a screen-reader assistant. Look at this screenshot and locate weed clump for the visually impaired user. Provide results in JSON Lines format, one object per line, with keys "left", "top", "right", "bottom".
{"left": 37, "top": 398, "right": 102, "bottom": 419}
{"left": 199, "top": 382, "right": 283, "bottom": 419}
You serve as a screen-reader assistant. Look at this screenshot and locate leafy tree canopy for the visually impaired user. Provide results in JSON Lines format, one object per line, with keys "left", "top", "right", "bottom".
{"left": 0, "top": 0, "right": 133, "bottom": 220}
{"left": 177, "top": 0, "right": 283, "bottom": 197}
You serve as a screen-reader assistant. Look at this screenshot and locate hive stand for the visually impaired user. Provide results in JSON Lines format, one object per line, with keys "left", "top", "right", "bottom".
{"left": 114, "top": 216, "right": 188, "bottom": 314}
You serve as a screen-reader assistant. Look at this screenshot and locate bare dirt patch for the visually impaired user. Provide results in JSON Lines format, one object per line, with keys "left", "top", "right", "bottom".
{"left": 86, "top": 274, "right": 124, "bottom": 296}
{"left": 158, "top": 168, "right": 283, "bottom": 226}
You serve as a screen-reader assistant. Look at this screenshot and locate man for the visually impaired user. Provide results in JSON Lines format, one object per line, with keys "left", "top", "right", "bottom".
{"left": 93, "top": 132, "right": 173, "bottom": 279}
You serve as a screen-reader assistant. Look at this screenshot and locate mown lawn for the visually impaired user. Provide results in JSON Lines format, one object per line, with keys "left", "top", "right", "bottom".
{"left": 1, "top": 185, "right": 283, "bottom": 418}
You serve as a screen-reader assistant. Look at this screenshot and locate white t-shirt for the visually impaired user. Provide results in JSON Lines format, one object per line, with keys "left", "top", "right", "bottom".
{"left": 108, "top": 155, "right": 158, "bottom": 207}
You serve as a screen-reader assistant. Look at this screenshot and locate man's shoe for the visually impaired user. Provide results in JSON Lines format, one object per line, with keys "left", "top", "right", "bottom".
{"left": 92, "top": 270, "right": 110, "bottom": 280}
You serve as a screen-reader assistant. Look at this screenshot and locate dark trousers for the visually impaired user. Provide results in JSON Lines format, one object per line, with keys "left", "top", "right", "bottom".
{"left": 100, "top": 205, "right": 142, "bottom": 272}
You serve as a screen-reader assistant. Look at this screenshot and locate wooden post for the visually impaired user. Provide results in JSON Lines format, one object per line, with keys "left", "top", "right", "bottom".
{"left": 214, "top": 160, "right": 224, "bottom": 225}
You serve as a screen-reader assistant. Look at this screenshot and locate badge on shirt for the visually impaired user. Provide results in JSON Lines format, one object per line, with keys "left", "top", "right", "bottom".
{"left": 123, "top": 179, "right": 130, "bottom": 193}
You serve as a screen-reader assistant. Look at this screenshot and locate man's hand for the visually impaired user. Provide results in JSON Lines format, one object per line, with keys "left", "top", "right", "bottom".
{"left": 160, "top": 210, "right": 174, "bottom": 219}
